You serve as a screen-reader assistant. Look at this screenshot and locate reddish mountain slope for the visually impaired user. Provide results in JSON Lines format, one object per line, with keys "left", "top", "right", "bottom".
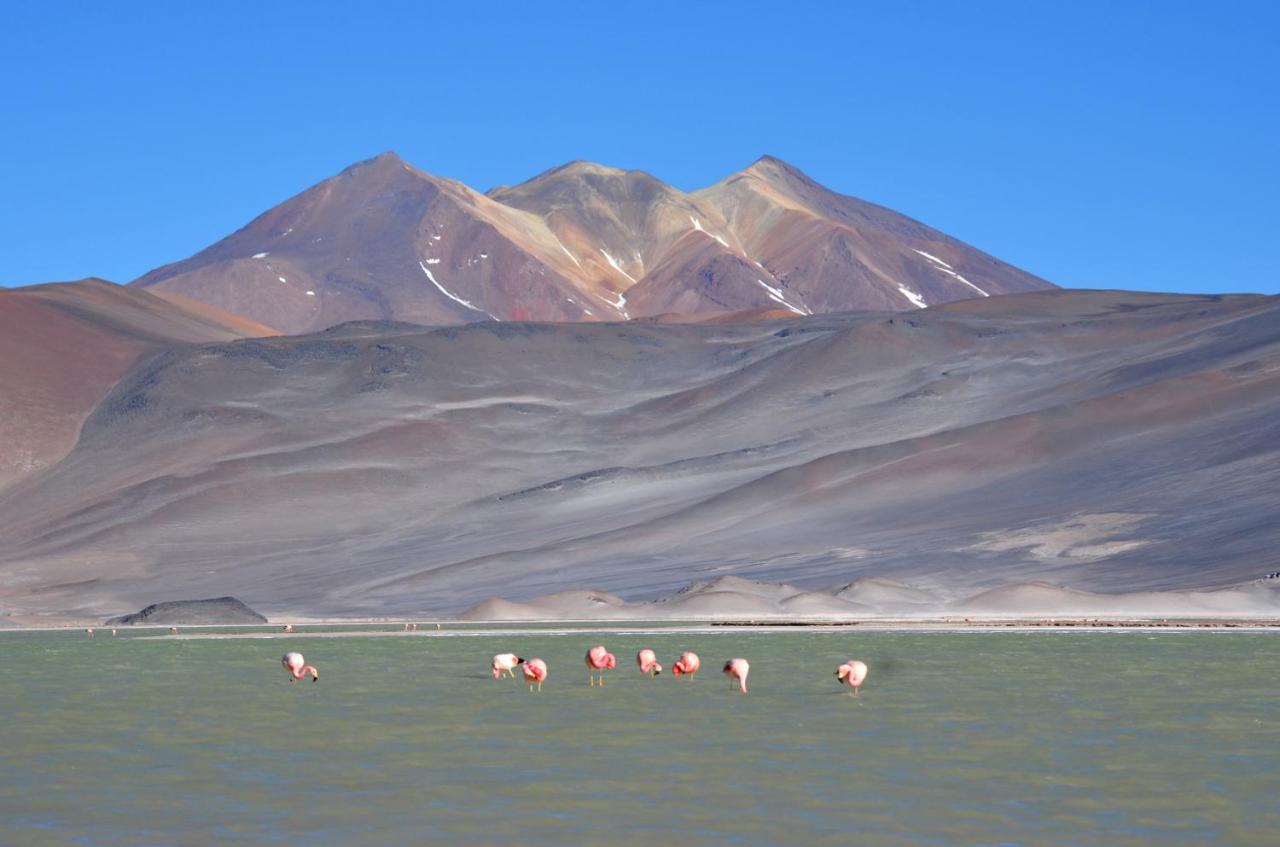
{"left": 0, "top": 279, "right": 274, "bottom": 491}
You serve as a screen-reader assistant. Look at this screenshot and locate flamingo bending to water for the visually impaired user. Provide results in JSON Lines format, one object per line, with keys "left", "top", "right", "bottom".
{"left": 585, "top": 645, "right": 616, "bottom": 686}
{"left": 672, "top": 652, "right": 700, "bottom": 678}
{"left": 492, "top": 653, "right": 523, "bottom": 679}
{"left": 835, "top": 660, "right": 868, "bottom": 695}
{"left": 636, "top": 649, "right": 663, "bottom": 676}
{"left": 723, "top": 658, "right": 749, "bottom": 693}
{"left": 282, "top": 651, "right": 319, "bottom": 682}
{"left": 521, "top": 658, "right": 548, "bottom": 692}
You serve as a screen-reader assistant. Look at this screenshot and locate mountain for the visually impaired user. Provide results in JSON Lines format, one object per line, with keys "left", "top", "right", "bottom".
{"left": 1, "top": 290, "right": 1276, "bottom": 619}
{"left": 129, "top": 153, "right": 1054, "bottom": 332}
{"left": 0, "top": 278, "right": 275, "bottom": 492}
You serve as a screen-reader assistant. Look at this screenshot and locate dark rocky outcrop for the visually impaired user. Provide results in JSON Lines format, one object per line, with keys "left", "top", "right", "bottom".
{"left": 106, "top": 596, "right": 267, "bottom": 625}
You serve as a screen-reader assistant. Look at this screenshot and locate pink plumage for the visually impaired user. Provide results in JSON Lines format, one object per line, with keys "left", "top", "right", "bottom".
{"left": 636, "top": 648, "right": 663, "bottom": 676}
{"left": 672, "top": 651, "right": 701, "bottom": 678}
{"left": 723, "top": 658, "right": 749, "bottom": 693}
{"left": 521, "top": 658, "right": 548, "bottom": 691}
{"left": 585, "top": 645, "right": 616, "bottom": 686}
{"left": 836, "top": 660, "right": 869, "bottom": 695}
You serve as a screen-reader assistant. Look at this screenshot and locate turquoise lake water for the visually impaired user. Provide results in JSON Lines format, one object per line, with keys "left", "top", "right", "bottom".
{"left": 1, "top": 629, "right": 1276, "bottom": 846}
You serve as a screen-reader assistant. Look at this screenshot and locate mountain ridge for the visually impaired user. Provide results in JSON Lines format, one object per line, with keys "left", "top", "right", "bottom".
{"left": 127, "top": 152, "right": 1055, "bottom": 332}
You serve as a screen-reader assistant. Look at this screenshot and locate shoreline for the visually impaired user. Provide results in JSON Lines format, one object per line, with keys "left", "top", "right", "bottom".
{"left": 5, "top": 616, "right": 1280, "bottom": 636}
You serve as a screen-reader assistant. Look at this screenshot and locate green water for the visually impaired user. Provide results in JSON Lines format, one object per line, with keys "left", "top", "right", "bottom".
{"left": 1, "top": 630, "right": 1276, "bottom": 846}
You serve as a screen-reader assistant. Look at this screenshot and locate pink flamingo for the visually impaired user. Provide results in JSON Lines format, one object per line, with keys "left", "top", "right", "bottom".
{"left": 521, "top": 658, "right": 548, "bottom": 692}
{"left": 491, "top": 652, "right": 523, "bottom": 679}
{"left": 723, "top": 658, "right": 749, "bottom": 693}
{"left": 585, "top": 645, "right": 616, "bottom": 686}
{"left": 835, "top": 660, "right": 869, "bottom": 696}
{"left": 282, "top": 624, "right": 294, "bottom": 633}
{"left": 636, "top": 649, "right": 663, "bottom": 676}
{"left": 281, "top": 651, "right": 319, "bottom": 682}
{"left": 85, "top": 628, "right": 94, "bottom": 638}
{"left": 672, "top": 651, "right": 701, "bottom": 678}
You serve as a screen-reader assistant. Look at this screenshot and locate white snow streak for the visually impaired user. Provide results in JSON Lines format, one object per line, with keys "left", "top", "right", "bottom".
{"left": 913, "top": 248, "right": 988, "bottom": 296}
{"left": 277, "top": 276, "right": 288, "bottom": 283}
{"left": 252, "top": 252, "right": 269, "bottom": 259}
{"left": 600, "top": 249, "right": 637, "bottom": 283}
{"left": 690, "top": 215, "right": 729, "bottom": 247}
{"left": 756, "top": 279, "right": 810, "bottom": 316}
{"left": 424, "top": 258, "right": 441, "bottom": 264}
{"left": 555, "top": 238, "right": 582, "bottom": 267}
{"left": 898, "top": 285, "right": 928, "bottom": 309}
{"left": 911, "top": 248, "right": 952, "bottom": 269}
{"left": 418, "top": 260, "right": 500, "bottom": 320}
{"left": 305, "top": 290, "right": 316, "bottom": 296}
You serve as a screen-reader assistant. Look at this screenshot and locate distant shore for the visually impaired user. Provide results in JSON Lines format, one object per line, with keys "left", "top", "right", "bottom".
{"left": 5, "top": 616, "right": 1280, "bottom": 635}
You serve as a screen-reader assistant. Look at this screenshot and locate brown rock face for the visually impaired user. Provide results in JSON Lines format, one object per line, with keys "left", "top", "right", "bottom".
{"left": 130, "top": 153, "right": 1054, "bottom": 332}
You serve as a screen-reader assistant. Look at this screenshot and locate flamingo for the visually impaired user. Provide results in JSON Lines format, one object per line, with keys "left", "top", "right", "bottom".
{"left": 672, "top": 651, "right": 701, "bottom": 678}
{"left": 521, "top": 658, "right": 548, "bottom": 692}
{"left": 169, "top": 627, "right": 178, "bottom": 635}
{"left": 85, "top": 628, "right": 94, "bottom": 637}
{"left": 282, "top": 624, "right": 294, "bottom": 633}
{"left": 723, "top": 658, "right": 749, "bottom": 694}
{"left": 111, "top": 628, "right": 117, "bottom": 637}
{"left": 585, "top": 645, "right": 616, "bottom": 686}
{"left": 636, "top": 649, "right": 663, "bottom": 676}
{"left": 282, "top": 651, "right": 319, "bottom": 682}
{"left": 492, "top": 653, "right": 523, "bottom": 679}
{"left": 835, "top": 660, "right": 869, "bottom": 696}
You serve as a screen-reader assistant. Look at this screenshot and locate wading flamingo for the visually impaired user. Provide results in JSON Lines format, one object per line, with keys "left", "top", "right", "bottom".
{"left": 169, "top": 627, "right": 178, "bottom": 636}
{"left": 282, "top": 624, "right": 294, "bottom": 633}
{"left": 111, "top": 628, "right": 117, "bottom": 637}
{"left": 85, "top": 628, "right": 94, "bottom": 637}
{"left": 835, "top": 660, "right": 869, "bottom": 696}
{"left": 492, "top": 653, "right": 523, "bottom": 679}
{"left": 636, "top": 649, "right": 663, "bottom": 676}
{"left": 282, "top": 651, "right": 319, "bottom": 682}
{"left": 723, "top": 658, "right": 749, "bottom": 693}
{"left": 521, "top": 658, "right": 548, "bottom": 692}
{"left": 585, "top": 645, "right": 616, "bottom": 686}
{"left": 672, "top": 651, "right": 701, "bottom": 678}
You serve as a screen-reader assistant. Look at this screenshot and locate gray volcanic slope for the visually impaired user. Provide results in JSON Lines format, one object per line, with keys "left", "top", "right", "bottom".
{"left": 129, "top": 153, "right": 1054, "bottom": 332}
{"left": 0, "top": 290, "right": 1277, "bottom": 619}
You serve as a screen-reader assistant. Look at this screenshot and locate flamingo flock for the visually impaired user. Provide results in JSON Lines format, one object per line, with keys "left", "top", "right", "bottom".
{"left": 274, "top": 644, "right": 869, "bottom": 695}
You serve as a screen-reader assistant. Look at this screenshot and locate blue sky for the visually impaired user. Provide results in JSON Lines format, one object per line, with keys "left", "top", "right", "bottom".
{"left": 2, "top": 1, "right": 1276, "bottom": 294}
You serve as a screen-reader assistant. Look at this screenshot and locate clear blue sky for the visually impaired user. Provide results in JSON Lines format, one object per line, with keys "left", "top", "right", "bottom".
{"left": 2, "top": 1, "right": 1277, "bottom": 294}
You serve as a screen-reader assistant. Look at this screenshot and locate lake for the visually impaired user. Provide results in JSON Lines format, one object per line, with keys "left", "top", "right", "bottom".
{"left": 1, "top": 627, "right": 1276, "bottom": 846}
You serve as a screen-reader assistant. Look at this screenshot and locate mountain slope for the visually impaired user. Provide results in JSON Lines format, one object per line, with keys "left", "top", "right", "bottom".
{"left": 1, "top": 290, "right": 1275, "bottom": 619}
{"left": 130, "top": 153, "right": 1055, "bottom": 331}
{"left": 0, "top": 278, "right": 275, "bottom": 492}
